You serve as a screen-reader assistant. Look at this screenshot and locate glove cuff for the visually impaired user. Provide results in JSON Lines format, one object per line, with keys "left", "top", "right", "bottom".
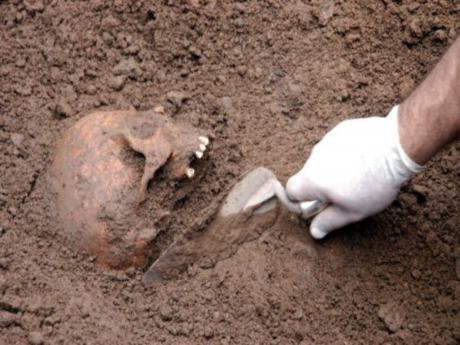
{"left": 388, "top": 105, "right": 425, "bottom": 175}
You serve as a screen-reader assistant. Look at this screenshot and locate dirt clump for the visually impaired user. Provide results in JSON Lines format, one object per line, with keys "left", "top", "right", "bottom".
{"left": 0, "top": 1, "right": 459, "bottom": 344}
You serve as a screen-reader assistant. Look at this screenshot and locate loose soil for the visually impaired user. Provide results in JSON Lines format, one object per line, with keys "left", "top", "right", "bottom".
{"left": 0, "top": 1, "right": 459, "bottom": 344}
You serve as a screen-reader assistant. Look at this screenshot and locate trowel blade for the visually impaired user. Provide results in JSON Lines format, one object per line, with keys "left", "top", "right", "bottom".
{"left": 142, "top": 167, "right": 280, "bottom": 286}
{"left": 219, "top": 167, "right": 278, "bottom": 217}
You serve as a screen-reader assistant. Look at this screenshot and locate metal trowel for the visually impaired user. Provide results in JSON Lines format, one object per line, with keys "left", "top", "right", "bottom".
{"left": 142, "top": 167, "right": 326, "bottom": 286}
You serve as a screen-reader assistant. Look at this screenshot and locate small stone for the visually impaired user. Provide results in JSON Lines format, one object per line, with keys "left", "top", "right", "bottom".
{"left": 16, "top": 58, "right": 26, "bottom": 68}
{"left": 15, "top": 84, "right": 32, "bottom": 96}
{"left": 28, "top": 331, "right": 44, "bottom": 345}
{"left": 433, "top": 29, "right": 448, "bottom": 43}
{"left": 179, "top": 69, "right": 189, "bottom": 78}
{"left": 0, "top": 194, "right": 6, "bottom": 208}
{"left": 107, "top": 270, "right": 129, "bottom": 281}
{"left": 101, "top": 16, "right": 120, "bottom": 30}
{"left": 212, "top": 311, "right": 223, "bottom": 322}
{"left": 233, "top": 17, "right": 244, "bottom": 28}
{"left": 112, "top": 57, "right": 141, "bottom": 78}
{"left": 86, "top": 85, "right": 97, "bottom": 95}
{"left": 0, "top": 258, "right": 10, "bottom": 270}
{"left": 43, "top": 313, "right": 61, "bottom": 326}
{"left": 166, "top": 91, "right": 190, "bottom": 107}
{"left": 125, "top": 44, "right": 140, "bottom": 55}
{"left": 199, "top": 257, "right": 214, "bottom": 269}
{"left": 187, "top": 0, "right": 200, "bottom": 7}
{"left": 216, "top": 75, "right": 226, "bottom": 83}
{"left": 412, "top": 184, "right": 429, "bottom": 197}
{"left": 292, "top": 309, "right": 304, "bottom": 320}
{"left": 408, "top": 18, "right": 422, "bottom": 37}
{"left": 109, "top": 75, "right": 126, "bottom": 91}
{"left": 1, "top": 295, "right": 23, "bottom": 311}
{"left": 0, "top": 311, "right": 19, "bottom": 328}
{"left": 159, "top": 305, "right": 173, "bottom": 321}
{"left": 407, "top": 3, "right": 420, "bottom": 13}
{"left": 188, "top": 46, "right": 201, "bottom": 59}
{"left": 237, "top": 65, "right": 247, "bottom": 77}
{"left": 319, "top": 0, "right": 334, "bottom": 26}
{"left": 54, "top": 99, "right": 73, "bottom": 118}
{"left": 102, "top": 31, "right": 113, "bottom": 44}
{"left": 378, "top": 302, "right": 405, "bottom": 333}
{"left": 411, "top": 269, "right": 421, "bottom": 280}
{"left": 10, "top": 133, "right": 25, "bottom": 147}
{"left": 85, "top": 68, "right": 98, "bottom": 78}
{"left": 0, "top": 66, "right": 11, "bottom": 77}
{"left": 203, "top": 326, "right": 214, "bottom": 339}
{"left": 338, "top": 90, "right": 350, "bottom": 102}
{"left": 24, "top": 0, "right": 45, "bottom": 13}
{"left": 345, "top": 32, "right": 361, "bottom": 44}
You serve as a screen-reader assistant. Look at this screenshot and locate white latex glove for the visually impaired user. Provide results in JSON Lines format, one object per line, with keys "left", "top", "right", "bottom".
{"left": 286, "top": 106, "right": 424, "bottom": 239}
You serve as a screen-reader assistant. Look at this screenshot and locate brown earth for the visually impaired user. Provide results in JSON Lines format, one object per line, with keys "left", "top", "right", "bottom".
{"left": 0, "top": 0, "right": 459, "bottom": 344}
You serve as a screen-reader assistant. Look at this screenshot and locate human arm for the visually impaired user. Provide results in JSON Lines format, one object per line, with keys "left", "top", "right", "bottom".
{"left": 399, "top": 36, "right": 460, "bottom": 164}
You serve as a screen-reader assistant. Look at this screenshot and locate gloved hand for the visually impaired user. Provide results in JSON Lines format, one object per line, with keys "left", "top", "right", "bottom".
{"left": 286, "top": 106, "right": 424, "bottom": 239}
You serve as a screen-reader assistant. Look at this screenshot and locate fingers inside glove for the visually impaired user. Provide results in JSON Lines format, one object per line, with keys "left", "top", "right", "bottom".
{"left": 286, "top": 172, "right": 323, "bottom": 202}
{"left": 310, "top": 205, "right": 360, "bottom": 239}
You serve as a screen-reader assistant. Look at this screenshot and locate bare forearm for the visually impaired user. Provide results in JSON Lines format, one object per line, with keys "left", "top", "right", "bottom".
{"left": 399, "top": 37, "right": 460, "bottom": 165}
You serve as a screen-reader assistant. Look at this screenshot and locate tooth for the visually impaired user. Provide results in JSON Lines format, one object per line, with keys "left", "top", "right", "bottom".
{"left": 199, "top": 144, "right": 206, "bottom": 151}
{"left": 199, "top": 136, "right": 209, "bottom": 146}
{"left": 195, "top": 151, "right": 203, "bottom": 159}
{"left": 185, "top": 168, "right": 195, "bottom": 178}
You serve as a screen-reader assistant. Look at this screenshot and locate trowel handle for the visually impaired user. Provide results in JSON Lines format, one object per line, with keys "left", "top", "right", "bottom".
{"left": 299, "top": 200, "right": 327, "bottom": 219}
{"left": 272, "top": 180, "right": 327, "bottom": 219}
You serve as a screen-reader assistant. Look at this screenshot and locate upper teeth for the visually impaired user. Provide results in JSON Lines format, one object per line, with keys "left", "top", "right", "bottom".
{"left": 199, "top": 136, "right": 209, "bottom": 146}
{"left": 195, "top": 151, "right": 203, "bottom": 159}
{"left": 185, "top": 168, "right": 195, "bottom": 178}
{"left": 194, "top": 136, "right": 209, "bottom": 160}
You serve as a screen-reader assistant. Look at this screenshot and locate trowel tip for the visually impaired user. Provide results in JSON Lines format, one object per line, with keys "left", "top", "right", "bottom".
{"left": 142, "top": 269, "right": 164, "bottom": 287}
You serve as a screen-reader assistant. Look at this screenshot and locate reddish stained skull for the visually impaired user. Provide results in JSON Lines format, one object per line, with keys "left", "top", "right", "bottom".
{"left": 49, "top": 108, "right": 209, "bottom": 269}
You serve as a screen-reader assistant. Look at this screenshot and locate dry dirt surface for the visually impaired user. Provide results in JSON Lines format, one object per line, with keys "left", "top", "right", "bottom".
{"left": 1, "top": 1, "right": 459, "bottom": 344}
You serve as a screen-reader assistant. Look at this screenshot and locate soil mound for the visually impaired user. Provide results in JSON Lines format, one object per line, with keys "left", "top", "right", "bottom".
{"left": 0, "top": 1, "right": 458, "bottom": 344}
